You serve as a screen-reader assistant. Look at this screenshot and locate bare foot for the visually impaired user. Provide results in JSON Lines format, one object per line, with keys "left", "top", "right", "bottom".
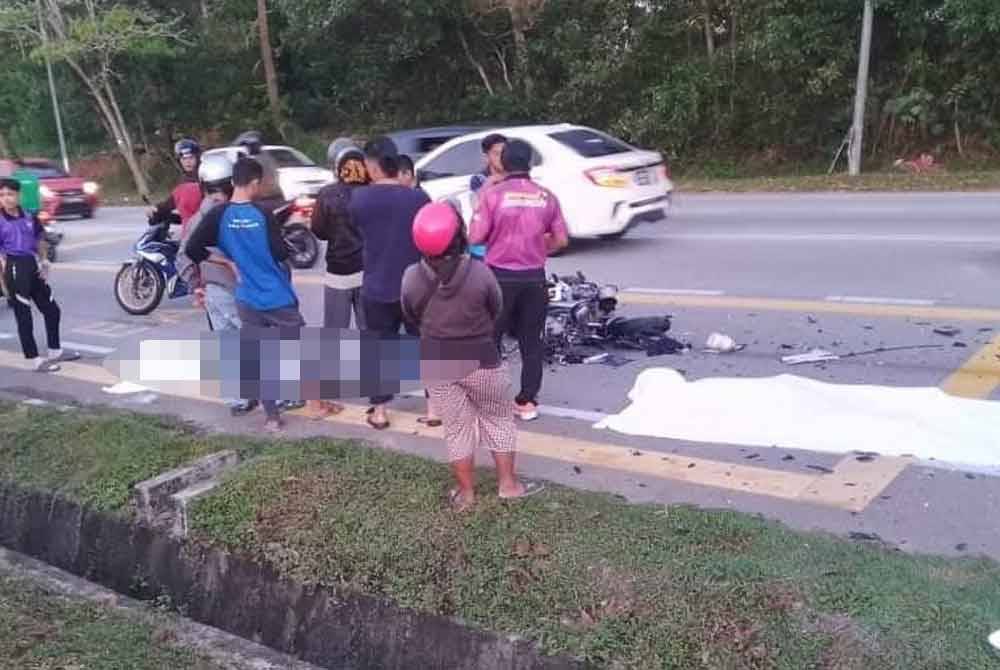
{"left": 499, "top": 480, "right": 545, "bottom": 500}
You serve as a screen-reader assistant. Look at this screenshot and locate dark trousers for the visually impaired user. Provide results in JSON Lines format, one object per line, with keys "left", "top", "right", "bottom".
{"left": 236, "top": 302, "right": 305, "bottom": 420}
{"left": 5, "top": 256, "right": 60, "bottom": 360}
{"left": 364, "top": 298, "right": 419, "bottom": 406}
{"left": 494, "top": 278, "right": 547, "bottom": 405}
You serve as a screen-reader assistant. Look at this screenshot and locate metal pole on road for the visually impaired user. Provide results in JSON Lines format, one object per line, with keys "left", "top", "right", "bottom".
{"left": 848, "top": 0, "right": 874, "bottom": 176}
{"left": 38, "top": 0, "right": 70, "bottom": 173}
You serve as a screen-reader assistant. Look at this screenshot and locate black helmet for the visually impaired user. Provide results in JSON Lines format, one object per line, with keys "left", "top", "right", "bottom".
{"left": 234, "top": 130, "right": 263, "bottom": 155}
{"left": 174, "top": 138, "right": 201, "bottom": 159}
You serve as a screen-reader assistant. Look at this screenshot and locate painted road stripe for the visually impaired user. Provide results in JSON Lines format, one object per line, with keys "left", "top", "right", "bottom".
{"left": 58, "top": 234, "right": 136, "bottom": 253}
{"left": 941, "top": 334, "right": 1000, "bottom": 399}
{"left": 826, "top": 295, "right": 936, "bottom": 306}
{"left": 0, "top": 334, "right": 115, "bottom": 356}
{"left": 60, "top": 340, "right": 116, "bottom": 356}
{"left": 626, "top": 287, "right": 726, "bottom": 297}
{"left": 0, "top": 349, "right": 904, "bottom": 511}
{"left": 620, "top": 291, "right": 1000, "bottom": 322}
{"left": 304, "top": 405, "right": 906, "bottom": 511}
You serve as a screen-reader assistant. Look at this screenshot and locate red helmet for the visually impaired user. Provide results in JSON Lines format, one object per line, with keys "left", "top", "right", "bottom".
{"left": 412, "top": 201, "right": 460, "bottom": 257}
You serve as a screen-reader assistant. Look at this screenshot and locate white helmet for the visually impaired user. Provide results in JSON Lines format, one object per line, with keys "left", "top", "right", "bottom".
{"left": 198, "top": 154, "right": 234, "bottom": 190}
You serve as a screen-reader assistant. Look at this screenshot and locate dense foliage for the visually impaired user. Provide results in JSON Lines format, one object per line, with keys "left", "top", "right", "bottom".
{"left": 1, "top": 0, "right": 999, "bottom": 178}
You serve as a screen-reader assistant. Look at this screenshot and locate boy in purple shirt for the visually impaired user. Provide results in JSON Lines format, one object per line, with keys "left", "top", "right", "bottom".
{"left": 0, "top": 178, "right": 78, "bottom": 372}
{"left": 469, "top": 140, "right": 569, "bottom": 421}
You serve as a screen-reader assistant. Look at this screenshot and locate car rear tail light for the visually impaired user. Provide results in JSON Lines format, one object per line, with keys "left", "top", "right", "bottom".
{"left": 658, "top": 163, "right": 671, "bottom": 180}
{"left": 294, "top": 196, "right": 315, "bottom": 210}
{"left": 584, "top": 167, "right": 629, "bottom": 188}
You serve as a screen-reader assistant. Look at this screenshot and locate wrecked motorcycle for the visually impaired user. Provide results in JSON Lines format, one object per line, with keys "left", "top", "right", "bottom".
{"left": 541, "top": 272, "right": 681, "bottom": 364}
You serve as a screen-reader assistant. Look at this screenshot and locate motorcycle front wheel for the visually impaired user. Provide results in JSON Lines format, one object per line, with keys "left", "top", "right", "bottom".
{"left": 114, "top": 261, "right": 165, "bottom": 316}
{"left": 283, "top": 223, "right": 319, "bottom": 269}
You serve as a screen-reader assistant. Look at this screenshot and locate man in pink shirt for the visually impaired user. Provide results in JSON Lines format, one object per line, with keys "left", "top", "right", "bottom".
{"left": 470, "top": 139, "right": 569, "bottom": 421}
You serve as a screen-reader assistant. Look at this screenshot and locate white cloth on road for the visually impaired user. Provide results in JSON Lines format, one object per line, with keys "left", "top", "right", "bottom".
{"left": 595, "top": 368, "right": 1000, "bottom": 470}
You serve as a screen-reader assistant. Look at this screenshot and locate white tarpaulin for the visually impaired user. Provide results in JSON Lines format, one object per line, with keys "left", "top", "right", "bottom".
{"left": 594, "top": 368, "right": 1000, "bottom": 470}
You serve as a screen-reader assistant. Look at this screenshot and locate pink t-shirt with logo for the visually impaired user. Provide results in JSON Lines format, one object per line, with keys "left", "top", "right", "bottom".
{"left": 470, "top": 176, "right": 568, "bottom": 272}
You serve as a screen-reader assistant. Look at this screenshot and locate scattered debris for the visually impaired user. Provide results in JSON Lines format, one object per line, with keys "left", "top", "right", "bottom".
{"left": 573, "top": 466, "right": 582, "bottom": 475}
{"left": 781, "top": 455, "right": 796, "bottom": 462}
{"left": 863, "top": 325, "right": 875, "bottom": 331}
{"left": 855, "top": 454, "right": 876, "bottom": 463}
{"left": 955, "top": 543, "right": 968, "bottom": 552}
{"left": 584, "top": 352, "right": 610, "bottom": 365}
{"left": 705, "top": 332, "right": 743, "bottom": 353}
{"left": 978, "top": 327, "right": 993, "bottom": 333}
{"left": 782, "top": 344, "right": 944, "bottom": 365}
{"left": 933, "top": 326, "right": 961, "bottom": 337}
{"left": 808, "top": 465, "right": 834, "bottom": 474}
{"left": 687, "top": 463, "right": 696, "bottom": 469}
{"left": 779, "top": 344, "right": 796, "bottom": 350}
{"left": 964, "top": 473, "right": 976, "bottom": 480}
{"left": 953, "top": 342, "right": 968, "bottom": 348}
{"left": 102, "top": 381, "right": 152, "bottom": 395}
{"left": 744, "top": 453, "right": 761, "bottom": 460}
{"left": 848, "top": 531, "right": 883, "bottom": 542}
{"left": 630, "top": 450, "right": 642, "bottom": 457}
{"left": 807, "top": 315, "right": 818, "bottom": 324}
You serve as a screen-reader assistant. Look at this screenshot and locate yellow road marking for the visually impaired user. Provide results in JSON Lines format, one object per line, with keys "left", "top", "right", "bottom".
{"left": 300, "top": 404, "right": 906, "bottom": 511}
{"left": 621, "top": 291, "right": 1000, "bottom": 322}
{"left": 58, "top": 234, "right": 135, "bottom": 253}
{"left": 941, "top": 334, "right": 1000, "bottom": 399}
{"left": 802, "top": 455, "right": 911, "bottom": 512}
{"left": 0, "top": 348, "right": 907, "bottom": 511}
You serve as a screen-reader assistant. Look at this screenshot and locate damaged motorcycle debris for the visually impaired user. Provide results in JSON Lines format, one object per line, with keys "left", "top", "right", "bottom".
{"left": 540, "top": 272, "right": 687, "bottom": 365}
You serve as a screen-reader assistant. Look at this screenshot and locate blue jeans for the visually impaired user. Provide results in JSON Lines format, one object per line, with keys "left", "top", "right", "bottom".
{"left": 204, "top": 284, "right": 244, "bottom": 408}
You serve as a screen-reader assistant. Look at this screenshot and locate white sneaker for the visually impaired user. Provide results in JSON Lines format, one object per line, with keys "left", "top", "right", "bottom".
{"left": 515, "top": 402, "right": 539, "bottom": 422}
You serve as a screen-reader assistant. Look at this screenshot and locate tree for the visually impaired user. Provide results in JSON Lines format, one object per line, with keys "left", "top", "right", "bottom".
{"left": 256, "top": 0, "right": 283, "bottom": 136}
{"left": 0, "top": 0, "right": 180, "bottom": 196}
{"left": 471, "top": 0, "right": 547, "bottom": 97}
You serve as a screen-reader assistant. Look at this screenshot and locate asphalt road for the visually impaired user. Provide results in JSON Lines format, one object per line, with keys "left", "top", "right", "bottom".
{"left": 2, "top": 191, "right": 999, "bottom": 560}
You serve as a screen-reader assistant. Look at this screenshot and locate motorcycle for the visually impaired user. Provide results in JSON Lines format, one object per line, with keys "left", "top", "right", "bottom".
{"left": 37, "top": 211, "right": 61, "bottom": 263}
{"left": 276, "top": 195, "right": 320, "bottom": 270}
{"left": 113, "top": 210, "right": 188, "bottom": 316}
{"left": 541, "top": 272, "right": 679, "bottom": 363}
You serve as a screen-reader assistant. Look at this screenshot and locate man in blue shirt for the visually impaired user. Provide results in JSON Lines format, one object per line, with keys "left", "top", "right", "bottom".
{"left": 185, "top": 157, "right": 304, "bottom": 433}
{"left": 468, "top": 133, "right": 506, "bottom": 260}
{"left": 349, "top": 136, "right": 431, "bottom": 430}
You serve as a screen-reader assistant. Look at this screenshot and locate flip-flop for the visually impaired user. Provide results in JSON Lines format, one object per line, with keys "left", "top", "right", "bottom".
{"left": 304, "top": 402, "right": 344, "bottom": 420}
{"left": 448, "top": 489, "right": 475, "bottom": 513}
{"left": 499, "top": 481, "right": 546, "bottom": 501}
{"left": 366, "top": 414, "right": 390, "bottom": 431}
{"left": 417, "top": 417, "right": 443, "bottom": 428}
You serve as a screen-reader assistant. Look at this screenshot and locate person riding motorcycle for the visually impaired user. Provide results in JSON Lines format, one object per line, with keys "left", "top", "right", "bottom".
{"left": 150, "top": 138, "right": 204, "bottom": 235}
{"left": 233, "top": 130, "right": 283, "bottom": 207}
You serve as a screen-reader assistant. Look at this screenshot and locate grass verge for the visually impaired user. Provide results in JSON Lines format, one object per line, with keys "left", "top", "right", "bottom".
{"left": 1, "top": 402, "right": 999, "bottom": 668}
{"left": 679, "top": 170, "right": 1000, "bottom": 193}
{"left": 0, "top": 574, "right": 227, "bottom": 669}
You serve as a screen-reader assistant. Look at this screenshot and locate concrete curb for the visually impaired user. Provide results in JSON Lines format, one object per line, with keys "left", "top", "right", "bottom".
{"left": 0, "top": 479, "right": 585, "bottom": 670}
{"left": 0, "top": 545, "right": 325, "bottom": 670}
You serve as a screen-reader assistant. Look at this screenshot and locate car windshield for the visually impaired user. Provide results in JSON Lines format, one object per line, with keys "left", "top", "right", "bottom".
{"left": 549, "top": 129, "right": 634, "bottom": 158}
{"left": 264, "top": 148, "right": 316, "bottom": 168}
{"left": 20, "top": 164, "right": 67, "bottom": 179}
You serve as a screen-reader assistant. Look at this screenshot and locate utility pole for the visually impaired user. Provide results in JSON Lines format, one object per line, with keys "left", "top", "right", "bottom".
{"left": 37, "top": 0, "right": 70, "bottom": 172}
{"left": 848, "top": 0, "right": 874, "bottom": 176}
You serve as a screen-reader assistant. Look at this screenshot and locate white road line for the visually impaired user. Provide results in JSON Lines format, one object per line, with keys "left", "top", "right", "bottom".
{"left": 537, "top": 404, "right": 608, "bottom": 423}
{"left": 0, "top": 333, "right": 15, "bottom": 341}
{"left": 61, "top": 341, "right": 117, "bottom": 356}
{"left": 825, "top": 295, "right": 937, "bottom": 306}
{"left": 626, "top": 287, "right": 726, "bottom": 296}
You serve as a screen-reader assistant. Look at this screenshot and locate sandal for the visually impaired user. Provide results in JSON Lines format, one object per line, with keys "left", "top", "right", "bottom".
{"left": 499, "top": 481, "right": 546, "bottom": 501}
{"left": 304, "top": 401, "right": 343, "bottom": 420}
{"left": 417, "top": 416, "right": 443, "bottom": 428}
{"left": 448, "top": 488, "right": 475, "bottom": 513}
{"left": 365, "top": 407, "right": 390, "bottom": 430}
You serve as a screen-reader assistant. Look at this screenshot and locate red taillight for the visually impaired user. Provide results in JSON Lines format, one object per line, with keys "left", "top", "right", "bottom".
{"left": 658, "top": 163, "right": 671, "bottom": 180}
{"left": 584, "top": 167, "right": 630, "bottom": 188}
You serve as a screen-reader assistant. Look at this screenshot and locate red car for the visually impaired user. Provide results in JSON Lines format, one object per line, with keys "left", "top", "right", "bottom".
{"left": 1, "top": 159, "right": 100, "bottom": 219}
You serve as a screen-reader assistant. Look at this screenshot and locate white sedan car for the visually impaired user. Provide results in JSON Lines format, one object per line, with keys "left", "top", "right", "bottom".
{"left": 416, "top": 124, "right": 674, "bottom": 239}
{"left": 202, "top": 145, "right": 334, "bottom": 200}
